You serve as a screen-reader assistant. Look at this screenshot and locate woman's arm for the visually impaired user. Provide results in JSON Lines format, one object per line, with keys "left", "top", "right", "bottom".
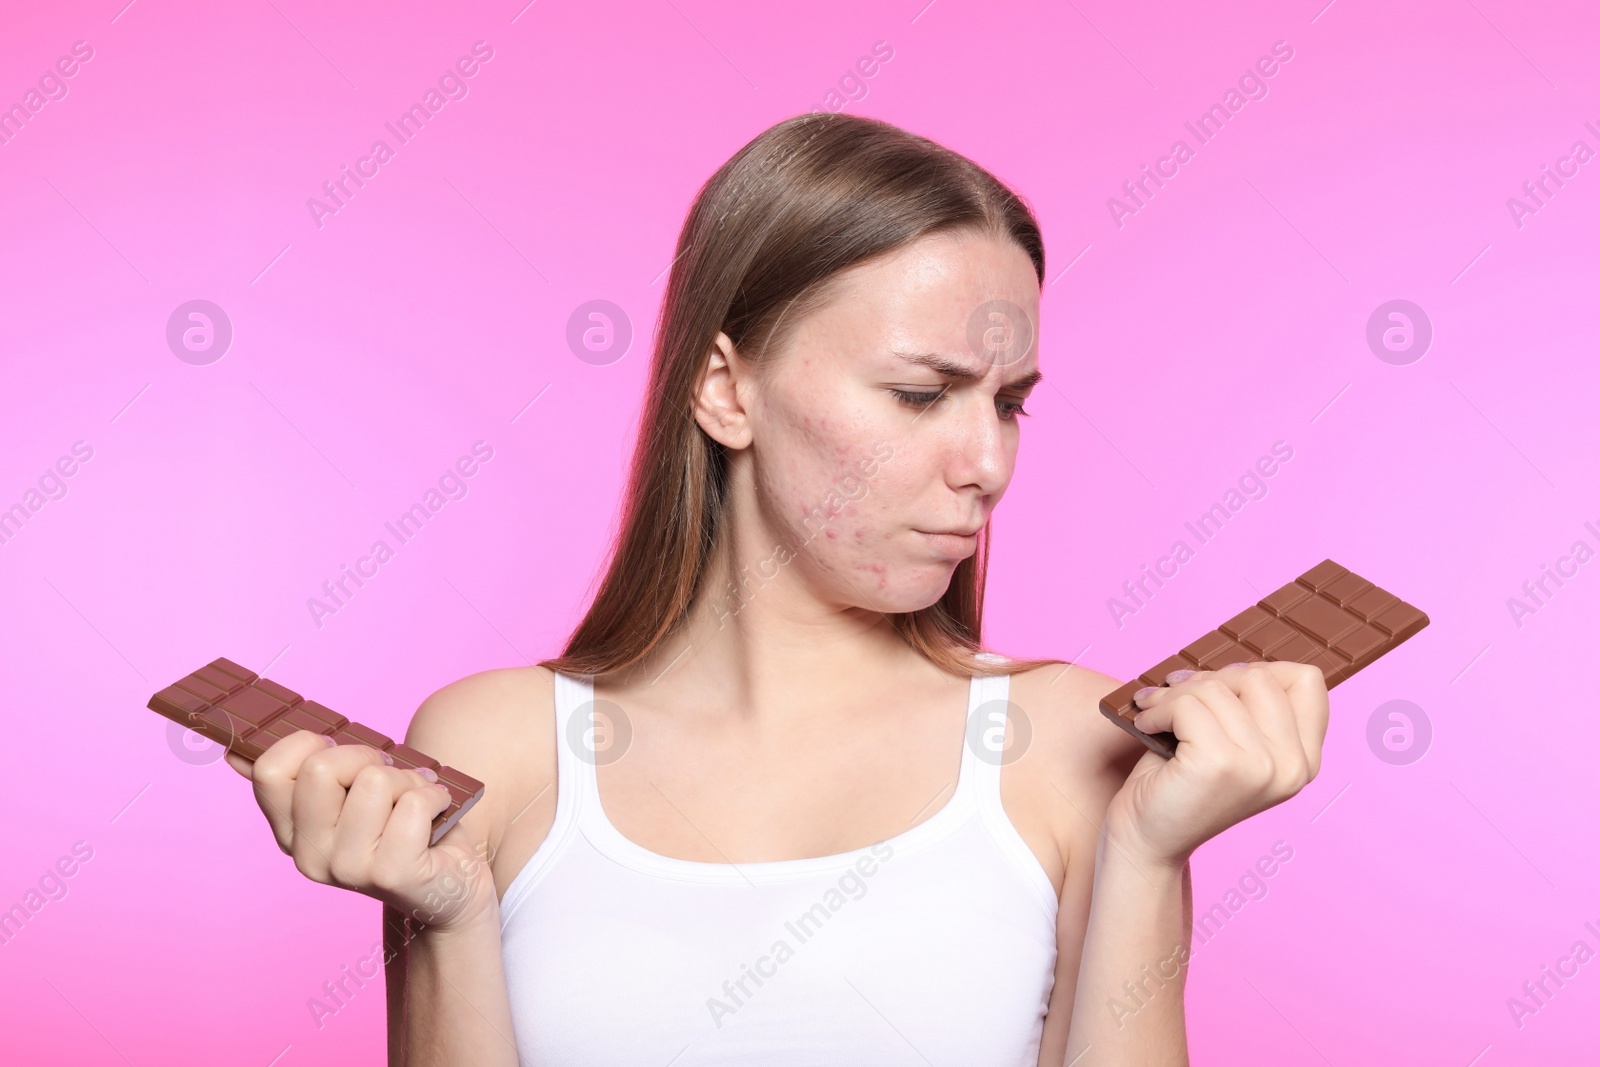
{"left": 1060, "top": 823, "right": 1194, "bottom": 1063}
{"left": 381, "top": 667, "right": 560, "bottom": 1066}
{"left": 1027, "top": 666, "right": 1185, "bottom": 1066}
{"left": 1047, "top": 661, "right": 1327, "bottom": 1065}
{"left": 385, "top": 903, "right": 519, "bottom": 1066}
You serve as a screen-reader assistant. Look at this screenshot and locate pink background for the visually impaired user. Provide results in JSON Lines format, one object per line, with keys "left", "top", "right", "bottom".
{"left": 2, "top": 0, "right": 1597, "bottom": 1063}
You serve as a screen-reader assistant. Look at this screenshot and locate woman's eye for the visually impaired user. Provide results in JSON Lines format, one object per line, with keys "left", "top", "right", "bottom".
{"left": 891, "top": 388, "right": 944, "bottom": 408}
{"left": 891, "top": 388, "right": 1030, "bottom": 421}
{"left": 998, "top": 400, "right": 1030, "bottom": 421}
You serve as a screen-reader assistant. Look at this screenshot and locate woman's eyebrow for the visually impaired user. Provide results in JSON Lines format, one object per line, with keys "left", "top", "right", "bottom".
{"left": 894, "top": 349, "right": 1043, "bottom": 390}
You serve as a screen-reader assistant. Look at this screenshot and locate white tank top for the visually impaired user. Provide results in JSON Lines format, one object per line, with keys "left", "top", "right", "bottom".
{"left": 498, "top": 656, "right": 1060, "bottom": 1065}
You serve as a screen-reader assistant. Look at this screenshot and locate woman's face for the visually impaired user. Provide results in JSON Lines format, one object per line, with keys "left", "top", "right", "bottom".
{"left": 702, "top": 228, "right": 1043, "bottom": 615}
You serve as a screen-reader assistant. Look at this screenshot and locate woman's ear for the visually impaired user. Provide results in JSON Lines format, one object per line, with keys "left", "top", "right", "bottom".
{"left": 693, "top": 331, "right": 755, "bottom": 449}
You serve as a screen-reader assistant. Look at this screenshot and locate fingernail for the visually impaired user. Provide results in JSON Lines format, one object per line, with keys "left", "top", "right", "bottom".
{"left": 1166, "top": 669, "right": 1197, "bottom": 684}
{"left": 381, "top": 751, "right": 395, "bottom": 766}
{"left": 1133, "top": 686, "right": 1158, "bottom": 704}
{"left": 1226, "top": 661, "right": 1249, "bottom": 669}
{"left": 323, "top": 736, "right": 338, "bottom": 747}
{"left": 417, "top": 767, "right": 438, "bottom": 782}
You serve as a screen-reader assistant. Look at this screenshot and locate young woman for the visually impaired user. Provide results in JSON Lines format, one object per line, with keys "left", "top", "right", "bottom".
{"left": 229, "top": 112, "right": 1329, "bottom": 1066}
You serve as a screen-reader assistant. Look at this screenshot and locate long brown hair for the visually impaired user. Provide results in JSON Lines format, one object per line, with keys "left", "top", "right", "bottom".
{"left": 537, "top": 112, "right": 1066, "bottom": 681}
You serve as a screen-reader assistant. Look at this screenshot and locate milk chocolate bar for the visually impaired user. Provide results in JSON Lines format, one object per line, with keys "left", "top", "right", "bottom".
{"left": 1101, "top": 559, "right": 1429, "bottom": 759}
{"left": 147, "top": 658, "right": 483, "bottom": 844}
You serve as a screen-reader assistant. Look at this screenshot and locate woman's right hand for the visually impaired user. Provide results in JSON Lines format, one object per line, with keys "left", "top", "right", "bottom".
{"left": 223, "top": 731, "right": 498, "bottom": 932}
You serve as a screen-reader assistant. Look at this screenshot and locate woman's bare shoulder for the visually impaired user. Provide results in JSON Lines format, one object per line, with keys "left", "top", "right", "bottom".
{"left": 402, "top": 664, "right": 559, "bottom": 867}
{"left": 1008, "top": 660, "right": 1149, "bottom": 782}
{"left": 1003, "top": 661, "right": 1150, "bottom": 864}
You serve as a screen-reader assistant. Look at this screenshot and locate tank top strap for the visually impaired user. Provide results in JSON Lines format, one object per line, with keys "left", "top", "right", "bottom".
{"left": 496, "top": 671, "right": 593, "bottom": 917}
{"left": 963, "top": 652, "right": 1016, "bottom": 818}
{"left": 550, "top": 670, "right": 598, "bottom": 827}
{"left": 555, "top": 669, "right": 645, "bottom": 838}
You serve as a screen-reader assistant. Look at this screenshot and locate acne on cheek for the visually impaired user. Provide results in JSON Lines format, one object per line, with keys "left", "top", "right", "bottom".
{"left": 796, "top": 414, "right": 838, "bottom": 454}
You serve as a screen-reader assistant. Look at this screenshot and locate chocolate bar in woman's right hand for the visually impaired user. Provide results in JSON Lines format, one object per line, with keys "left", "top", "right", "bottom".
{"left": 1100, "top": 559, "right": 1429, "bottom": 759}
{"left": 147, "top": 658, "right": 484, "bottom": 844}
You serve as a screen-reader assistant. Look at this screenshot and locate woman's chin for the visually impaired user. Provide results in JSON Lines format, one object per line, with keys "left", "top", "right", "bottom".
{"left": 845, "top": 567, "right": 957, "bottom": 613}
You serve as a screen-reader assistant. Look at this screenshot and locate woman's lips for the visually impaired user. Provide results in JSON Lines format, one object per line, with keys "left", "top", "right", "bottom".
{"left": 914, "top": 529, "right": 979, "bottom": 558}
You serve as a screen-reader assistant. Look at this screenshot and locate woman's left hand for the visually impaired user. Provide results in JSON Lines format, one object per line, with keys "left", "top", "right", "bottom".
{"left": 1104, "top": 661, "right": 1330, "bottom": 868}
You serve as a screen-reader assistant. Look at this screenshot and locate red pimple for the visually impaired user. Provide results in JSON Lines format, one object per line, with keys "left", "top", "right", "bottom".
{"left": 826, "top": 528, "right": 838, "bottom": 540}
